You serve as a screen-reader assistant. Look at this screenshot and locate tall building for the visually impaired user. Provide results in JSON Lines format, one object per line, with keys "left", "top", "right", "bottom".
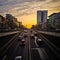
{"left": 37, "top": 10, "right": 48, "bottom": 24}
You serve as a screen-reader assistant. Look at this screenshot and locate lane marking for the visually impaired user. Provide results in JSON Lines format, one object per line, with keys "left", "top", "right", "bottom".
{"left": 34, "top": 36, "right": 48, "bottom": 60}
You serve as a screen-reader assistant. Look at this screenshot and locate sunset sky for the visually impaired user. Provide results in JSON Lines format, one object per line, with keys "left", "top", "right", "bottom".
{"left": 0, "top": 0, "right": 60, "bottom": 28}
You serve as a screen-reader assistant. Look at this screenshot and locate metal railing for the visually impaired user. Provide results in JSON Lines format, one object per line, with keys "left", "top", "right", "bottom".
{"left": 0, "top": 32, "right": 20, "bottom": 60}
{"left": 38, "top": 32, "right": 60, "bottom": 59}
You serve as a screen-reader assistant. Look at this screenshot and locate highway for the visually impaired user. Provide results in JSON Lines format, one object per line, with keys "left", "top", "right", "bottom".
{"left": 0, "top": 31, "right": 29, "bottom": 60}
{"left": 30, "top": 33, "right": 48, "bottom": 60}
{"left": 29, "top": 30, "right": 60, "bottom": 60}
{"left": 0, "top": 30, "right": 60, "bottom": 60}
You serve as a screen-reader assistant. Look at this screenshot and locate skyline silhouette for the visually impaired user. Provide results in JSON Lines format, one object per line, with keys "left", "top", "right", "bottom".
{"left": 0, "top": 0, "right": 60, "bottom": 28}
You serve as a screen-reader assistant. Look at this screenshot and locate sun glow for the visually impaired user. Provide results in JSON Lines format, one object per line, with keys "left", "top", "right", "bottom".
{"left": 17, "top": 14, "right": 37, "bottom": 28}
{"left": 0, "top": 0, "right": 60, "bottom": 28}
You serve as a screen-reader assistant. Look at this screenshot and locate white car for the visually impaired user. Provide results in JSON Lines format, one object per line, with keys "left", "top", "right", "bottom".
{"left": 38, "top": 39, "right": 42, "bottom": 42}
{"left": 15, "top": 56, "right": 22, "bottom": 60}
{"left": 30, "top": 34, "right": 34, "bottom": 38}
{"left": 18, "top": 36, "right": 23, "bottom": 41}
{"left": 36, "top": 38, "right": 43, "bottom": 45}
{"left": 24, "top": 30, "right": 28, "bottom": 33}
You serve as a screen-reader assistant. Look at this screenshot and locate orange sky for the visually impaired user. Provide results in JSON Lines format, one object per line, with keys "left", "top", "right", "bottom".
{"left": 0, "top": 0, "right": 60, "bottom": 28}
{"left": 17, "top": 13, "right": 37, "bottom": 28}
{"left": 17, "top": 10, "right": 60, "bottom": 28}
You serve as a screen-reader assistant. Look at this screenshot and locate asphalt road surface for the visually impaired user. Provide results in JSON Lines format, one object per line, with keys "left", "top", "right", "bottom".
{"left": 12, "top": 30, "right": 49, "bottom": 60}
{"left": 30, "top": 36, "right": 48, "bottom": 60}
{"left": 1, "top": 30, "right": 59, "bottom": 60}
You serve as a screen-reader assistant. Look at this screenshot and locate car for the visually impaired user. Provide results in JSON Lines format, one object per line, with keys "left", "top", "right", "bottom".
{"left": 34, "top": 32, "right": 37, "bottom": 36}
{"left": 18, "top": 36, "right": 23, "bottom": 41}
{"left": 15, "top": 56, "right": 22, "bottom": 60}
{"left": 23, "top": 33, "right": 28, "bottom": 37}
{"left": 30, "top": 30, "right": 33, "bottom": 33}
{"left": 24, "top": 30, "right": 28, "bottom": 33}
{"left": 30, "top": 34, "right": 34, "bottom": 38}
{"left": 19, "top": 39, "right": 25, "bottom": 46}
{"left": 36, "top": 38, "right": 43, "bottom": 45}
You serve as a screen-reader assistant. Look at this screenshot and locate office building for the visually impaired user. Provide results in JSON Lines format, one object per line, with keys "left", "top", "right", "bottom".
{"left": 37, "top": 10, "right": 48, "bottom": 24}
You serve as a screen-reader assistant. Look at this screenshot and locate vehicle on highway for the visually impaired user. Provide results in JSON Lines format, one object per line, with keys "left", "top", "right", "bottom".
{"left": 23, "top": 32, "right": 28, "bottom": 37}
{"left": 18, "top": 36, "right": 23, "bottom": 41}
{"left": 24, "top": 30, "right": 28, "bottom": 33}
{"left": 30, "top": 34, "right": 34, "bottom": 38}
{"left": 15, "top": 56, "right": 22, "bottom": 60}
{"left": 19, "top": 39, "right": 25, "bottom": 46}
{"left": 34, "top": 32, "right": 37, "bottom": 36}
{"left": 30, "top": 30, "right": 33, "bottom": 33}
{"left": 36, "top": 38, "right": 43, "bottom": 45}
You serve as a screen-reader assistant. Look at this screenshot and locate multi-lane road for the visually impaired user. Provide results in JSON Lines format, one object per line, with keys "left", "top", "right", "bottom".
{"left": 15, "top": 30, "right": 47, "bottom": 60}
{"left": 29, "top": 31, "right": 49, "bottom": 60}
{"left": 0, "top": 30, "right": 60, "bottom": 60}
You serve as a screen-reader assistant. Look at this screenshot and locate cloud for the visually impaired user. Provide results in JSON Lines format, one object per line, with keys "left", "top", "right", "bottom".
{"left": 0, "top": 0, "right": 60, "bottom": 28}
{"left": 0, "top": 0, "right": 60, "bottom": 17}
{"left": 51, "top": 0, "right": 60, "bottom": 2}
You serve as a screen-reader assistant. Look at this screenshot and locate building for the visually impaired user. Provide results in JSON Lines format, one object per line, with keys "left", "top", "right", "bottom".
{"left": 37, "top": 10, "right": 48, "bottom": 30}
{"left": 6, "top": 14, "right": 18, "bottom": 29}
{"left": 49, "top": 12, "right": 60, "bottom": 30}
{"left": 37, "top": 10, "right": 48, "bottom": 24}
{"left": 0, "top": 15, "right": 7, "bottom": 29}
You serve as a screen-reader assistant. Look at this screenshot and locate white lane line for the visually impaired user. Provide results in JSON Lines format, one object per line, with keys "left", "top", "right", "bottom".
{"left": 34, "top": 36, "right": 48, "bottom": 60}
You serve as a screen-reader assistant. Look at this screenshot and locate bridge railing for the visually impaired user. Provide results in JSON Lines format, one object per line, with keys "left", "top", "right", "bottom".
{"left": 38, "top": 31, "right": 60, "bottom": 59}
{"left": 0, "top": 31, "right": 20, "bottom": 60}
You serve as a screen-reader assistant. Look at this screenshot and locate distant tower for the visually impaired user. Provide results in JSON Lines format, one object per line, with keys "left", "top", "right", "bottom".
{"left": 37, "top": 10, "right": 48, "bottom": 24}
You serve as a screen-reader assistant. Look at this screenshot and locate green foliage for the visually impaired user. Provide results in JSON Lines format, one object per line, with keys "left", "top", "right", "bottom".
{"left": 47, "top": 18, "right": 53, "bottom": 24}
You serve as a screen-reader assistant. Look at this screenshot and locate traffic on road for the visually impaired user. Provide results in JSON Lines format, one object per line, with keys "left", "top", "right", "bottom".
{"left": 0, "top": 30, "right": 60, "bottom": 60}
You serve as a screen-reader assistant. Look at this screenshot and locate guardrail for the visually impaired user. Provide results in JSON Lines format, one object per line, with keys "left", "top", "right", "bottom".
{"left": 0, "top": 31, "right": 20, "bottom": 37}
{"left": 38, "top": 31, "right": 60, "bottom": 60}
{"left": 38, "top": 31, "right": 60, "bottom": 37}
{"left": 0, "top": 31, "right": 20, "bottom": 60}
